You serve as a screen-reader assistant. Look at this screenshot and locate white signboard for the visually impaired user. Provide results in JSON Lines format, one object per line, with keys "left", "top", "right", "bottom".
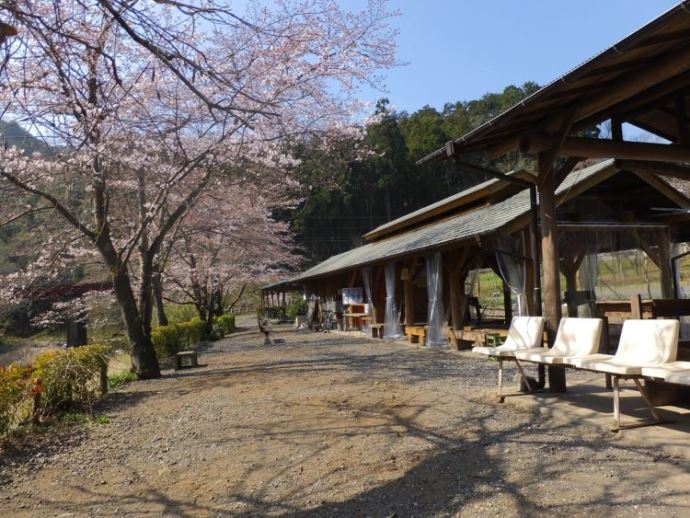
{"left": 342, "top": 287, "right": 364, "bottom": 305}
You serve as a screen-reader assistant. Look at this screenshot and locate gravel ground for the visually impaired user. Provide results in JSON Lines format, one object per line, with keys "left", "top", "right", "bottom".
{"left": 1, "top": 319, "right": 689, "bottom": 517}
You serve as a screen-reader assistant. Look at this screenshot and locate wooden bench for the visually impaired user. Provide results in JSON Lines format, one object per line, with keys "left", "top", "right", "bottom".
{"left": 405, "top": 325, "right": 426, "bottom": 345}
{"left": 370, "top": 323, "right": 384, "bottom": 339}
{"left": 175, "top": 350, "right": 199, "bottom": 370}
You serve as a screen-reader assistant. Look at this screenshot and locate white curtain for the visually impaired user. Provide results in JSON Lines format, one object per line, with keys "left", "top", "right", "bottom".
{"left": 496, "top": 236, "right": 528, "bottom": 316}
{"left": 426, "top": 252, "right": 447, "bottom": 348}
{"left": 384, "top": 262, "right": 402, "bottom": 339}
{"left": 361, "top": 266, "right": 374, "bottom": 332}
{"left": 578, "top": 253, "right": 599, "bottom": 317}
{"left": 672, "top": 243, "right": 690, "bottom": 339}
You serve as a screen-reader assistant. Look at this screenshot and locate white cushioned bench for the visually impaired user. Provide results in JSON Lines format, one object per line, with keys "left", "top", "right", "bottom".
{"left": 576, "top": 319, "right": 680, "bottom": 431}
{"left": 472, "top": 316, "right": 545, "bottom": 400}
{"left": 515, "top": 317, "right": 602, "bottom": 365}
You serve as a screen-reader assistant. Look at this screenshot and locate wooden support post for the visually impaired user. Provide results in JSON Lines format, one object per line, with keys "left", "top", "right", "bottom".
{"left": 373, "top": 265, "right": 385, "bottom": 324}
{"left": 631, "top": 294, "right": 642, "bottom": 319}
{"left": 611, "top": 116, "right": 623, "bottom": 142}
{"left": 403, "top": 261, "right": 415, "bottom": 328}
{"left": 658, "top": 228, "right": 674, "bottom": 299}
{"left": 538, "top": 153, "right": 567, "bottom": 393}
{"left": 677, "top": 97, "right": 689, "bottom": 146}
{"left": 562, "top": 256, "right": 579, "bottom": 317}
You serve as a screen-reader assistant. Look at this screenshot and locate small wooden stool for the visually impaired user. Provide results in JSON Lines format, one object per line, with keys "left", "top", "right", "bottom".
{"left": 370, "top": 323, "right": 385, "bottom": 339}
{"left": 175, "top": 350, "right": 199, "bottom": 370}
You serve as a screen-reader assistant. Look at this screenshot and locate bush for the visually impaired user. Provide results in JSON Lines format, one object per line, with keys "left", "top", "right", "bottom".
{"left": 32, "top": 344, "right": 110, "bottom": 415}
{"left": 262, "top": 306, "right": 287, "bottom": 320}
{"left": 163, "top": 304, "right": 198, "bottom": 325}
{"left": 286, "top": 295, "right": 307, "bottom": 319}
{"left": 214, "top": 314, "right": 236, "bottom": 335}
{"left": 151, "top": 324, "right": 183, "bottom": 359}
{"left": 177, "top": 317, "right": 208, "bottom": 346}
{"left": 0, "top": 364, "right": 32, "bottom": 436}
{"left": 151, "top": 317, "right": 211, "bottom": 360}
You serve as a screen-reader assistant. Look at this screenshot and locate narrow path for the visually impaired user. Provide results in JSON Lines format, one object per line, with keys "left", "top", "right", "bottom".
{"left": 1, "top": 326, "right": 689, "bottom": 517}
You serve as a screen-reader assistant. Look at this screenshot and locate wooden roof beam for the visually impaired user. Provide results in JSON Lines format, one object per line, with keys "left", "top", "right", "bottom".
{"left": 616, "top": 159, "right": 690, "bottom": 181}
{"left": 520, "top": 134, "right": 690, "bottom": 162}
{"left": 573, "top": 73, "right": 690, "bottom": 134}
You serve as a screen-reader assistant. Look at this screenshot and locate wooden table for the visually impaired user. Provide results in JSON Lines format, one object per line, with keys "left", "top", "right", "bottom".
{"left": 344, "top": 312, "right": 369, "bottom": 331}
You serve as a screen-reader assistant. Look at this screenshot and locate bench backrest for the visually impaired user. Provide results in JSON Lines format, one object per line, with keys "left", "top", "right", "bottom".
{"left": 615, "top": 319, "right": 679, "bottom": 366}
{"left": 503, "top": 316, "right": 545, "bottom": 351}
{"left": 553, "top": 317, "right": 603, "bottom": 357}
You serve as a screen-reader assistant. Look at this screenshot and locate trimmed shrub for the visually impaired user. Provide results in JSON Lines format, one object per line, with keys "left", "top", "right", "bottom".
{"left": 0, "top": 364, "right": 32, "bottom": 436}
{"left": 214, "top": 314, "right": 236, "bottom": 335}
{"left": 151, "top": 317, "right": 210, "bottom": 360}
{"left": 32, "top": 344, "right": 111, "bottom": 415}
{"left": 286, "top": 296, "right": 307, "bottom": 319}
{"left": 177, "top": 317, "right": 208, "bottom": 347}
{"left": 151, "top": 324, "right": 183, "bottom": 359}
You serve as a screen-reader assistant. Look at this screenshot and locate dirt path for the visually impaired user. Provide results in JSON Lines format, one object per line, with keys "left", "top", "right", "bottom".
{"left": 1, "top": 324, "right": 689, "bottom": 517}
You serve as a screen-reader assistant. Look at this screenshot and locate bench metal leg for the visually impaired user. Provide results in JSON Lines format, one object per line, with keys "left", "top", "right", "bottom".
{"left": 612, "top": 376, "right": 621, "bottom": 431}
{"left": 611, "top": 377, "right": 669, "bottom": 432}
{"left": 633, "top": 378, "right": 661, "bottom": 422}
{"left": 514, "top": 359, "right": 535, "bottom": 393}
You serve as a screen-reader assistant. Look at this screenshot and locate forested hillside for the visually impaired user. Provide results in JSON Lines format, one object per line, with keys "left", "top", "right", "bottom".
{"left": 283, "top": 82, "right": 548, "bottom": 264}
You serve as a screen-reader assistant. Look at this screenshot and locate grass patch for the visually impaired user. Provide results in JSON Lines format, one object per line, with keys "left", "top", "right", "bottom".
{"left": 107, "top": 370, "right": 137, "bottom": 390}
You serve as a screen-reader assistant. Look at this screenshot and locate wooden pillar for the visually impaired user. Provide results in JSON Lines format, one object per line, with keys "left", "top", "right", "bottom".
{"left": 611, "top": 116, "right": 623, "bottom": 142}
{"left": 631, "top": 293, "right": 642, "bottom": 319}
{"left": 373, "top": 265, "right": 385, "bottom": 324}
{"left": 538, "top": 154, "right": 567, "bottom": 392}
{"left": 449, "top": 264, "right": 463, "bottom": 331}
{"left": 403, "top": 261, "right": 415, "bottom": 328}
{"left": 676, "top": 97, "right": 689, "bottom": 146}
{"left": 658, "top": 228, "right": 674, "bottom": 299}
{"left": 562, "top": 256, "right": 579, "bottom": 317}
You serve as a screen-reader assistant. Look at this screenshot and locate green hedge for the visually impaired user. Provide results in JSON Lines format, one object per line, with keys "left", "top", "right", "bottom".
{"left": 0, "top": 364, "right": 32, "bottom": 436}
{"left": 32, "top": 344, "right": 110, "bottom": 415}
{"left": 152, "top": 314, "right": 236, "bottom": 359}
{"left": 286, "top": 295, "right": 307, "bottom": 319}
{"left": 214, "top": 314, "right": 236, "bottom": 336}
{"left": 0, "top": 344, "right": 111, "bottom": 436}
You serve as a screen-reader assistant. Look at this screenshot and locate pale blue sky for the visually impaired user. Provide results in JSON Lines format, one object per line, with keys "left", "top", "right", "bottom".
{"left": 365, "top": 0, "right": 681, "bottom": 113}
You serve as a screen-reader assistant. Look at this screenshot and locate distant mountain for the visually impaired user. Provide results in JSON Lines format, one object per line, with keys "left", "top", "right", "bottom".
{"left": 0, "top": 120, "right": 53, "bottom": 155}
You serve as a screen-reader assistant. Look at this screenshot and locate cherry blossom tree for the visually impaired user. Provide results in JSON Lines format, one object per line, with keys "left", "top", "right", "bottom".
{"left": 162, "top": 179, "right": 299, "bottom": 326}
{"left": 0, "top": 1, "right": 397, "bottom": 378}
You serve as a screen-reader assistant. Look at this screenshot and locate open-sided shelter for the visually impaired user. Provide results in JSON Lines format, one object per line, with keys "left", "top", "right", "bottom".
{"left": 265, "top": 2, "right": 690, "bottom": 394}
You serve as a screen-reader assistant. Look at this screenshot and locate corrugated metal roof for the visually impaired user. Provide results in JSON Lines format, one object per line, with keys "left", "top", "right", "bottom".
{"left": 281, "top": 160, "right": 616, "bottom": 284}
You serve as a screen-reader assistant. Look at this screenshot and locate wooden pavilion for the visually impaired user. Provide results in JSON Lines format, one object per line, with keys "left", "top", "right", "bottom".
{"left": 264, "top": 3, "right": 690, "bottom": 392}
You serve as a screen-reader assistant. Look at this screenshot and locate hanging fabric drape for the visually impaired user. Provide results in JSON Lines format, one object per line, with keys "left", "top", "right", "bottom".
{"left": 383, "top": 262, "right": 402, "bottom": 339}
{"left": 306, "top": 294, "right": 317, "bottom": 324}
{"left": 361, "top": 266, "right": 374, "bottom": 332}
{"left": 578, "top": 254, "right": 599, "bottom": 317}
{"left": 672, "top": 242, "right": 690, "bottom": 339}
{"left": 495, "top": 235, "right": 528, "bottom": 316}
{"left": 425, "top": 252, "right": 447, "bottom": 348}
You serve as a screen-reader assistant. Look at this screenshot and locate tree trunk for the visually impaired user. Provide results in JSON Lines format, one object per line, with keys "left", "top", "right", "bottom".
{"left": 111, "top": 269, "right": 161, "bottom": 379}
{"left": 152, "top": 268, "right": 168, "bottom": 326}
